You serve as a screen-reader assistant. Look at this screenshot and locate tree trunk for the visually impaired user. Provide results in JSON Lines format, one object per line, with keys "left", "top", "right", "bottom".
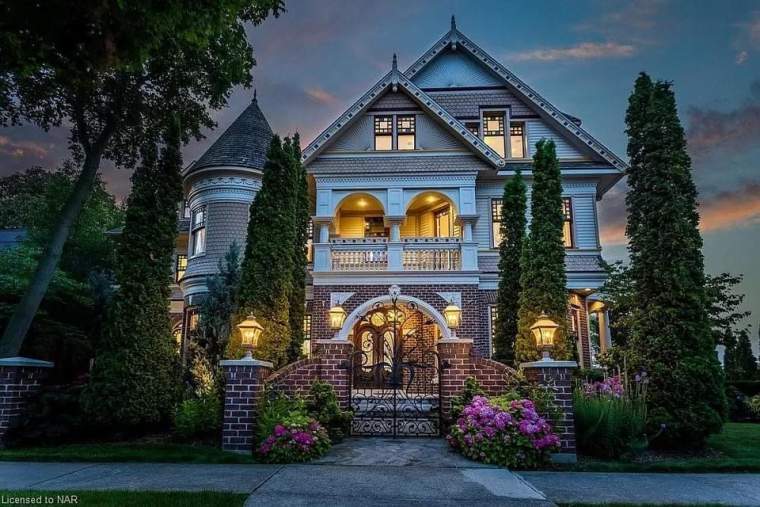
{"left": 0, "top": 146, "right": 106, "bottom": 357}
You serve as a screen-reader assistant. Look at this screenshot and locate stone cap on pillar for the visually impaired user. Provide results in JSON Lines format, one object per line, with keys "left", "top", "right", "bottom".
{"left": 437, "top": 338, "right": 473, "bottom": 344}
{"left": 220, "top": 358, "right": 274, "bottom": 368}
{"left": 0, "top": 357, "right": 54, "bottom": 368}
{"left": 520, "top": 360, "right": 577, "bottom": 369}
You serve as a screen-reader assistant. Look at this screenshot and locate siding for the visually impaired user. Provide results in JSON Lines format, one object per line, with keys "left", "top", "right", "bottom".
{"left": 419, "top": 211, "right": 434, "bottom": 236}
{"left": 329, "top": 115, "right": 372, "bottom": 152}
{"left": 570, "top": 195, "right": 599, "bottom": 249}
{"left": 526, "top": 120, "right": 586, "bottom": 159}
{"left": 416, "top": 114, "right": 463, "bottom": 150}
{"left": 401, "top": 216, "right": 418, "bottom": 236}
{"left": 338, "top": 215, "right": 364, "bottom": 238}
{"left": 412, "top": 49, "right": 504, "bottom": 88}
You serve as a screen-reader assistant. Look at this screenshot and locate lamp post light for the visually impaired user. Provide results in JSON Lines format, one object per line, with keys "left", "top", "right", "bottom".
{"left": 530, "top": 314, "right": 559, "bottom": 361}
{"left": 328, "top": 302, "right": 347, "bottom": 336}
{"left": 443, "top": 301, "right": 462, "bottom": 338}
{"left": 237, "top": 313, "right": 263, "bottom": 360}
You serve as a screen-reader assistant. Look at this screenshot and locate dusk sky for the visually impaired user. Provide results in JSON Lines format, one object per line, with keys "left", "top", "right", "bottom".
{"left": 1, "top": 1, "right": 759, "bottom": 336}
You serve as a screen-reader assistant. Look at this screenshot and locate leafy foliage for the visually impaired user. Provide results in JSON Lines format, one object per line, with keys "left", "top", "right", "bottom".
{"left": 256, "top": 419, "right": 331, "bottom": 464}
{"left": 624, "top": 73, "right": 726, "bottom": 448}
{"left": 82, "top": 130, "right": 183, "bottom": 429}
{"left": 287, "top": 135, "right": 310, "bottom": 362}
{"left": 704, "top": 273, "right": 752, "bottom": 346}
{"left": 494, "top": 171, "right": 526, "bottom": 365}
{"left": 516, "top": 139, "right": 571, "bottom": 362}
{"left": 173, "top": 391, "right": 223, "bottom": 441}
{"left": 305, "top": 381, "right": 352, "bottom": 442}
{"left": 724, "top": 329, "right": 758, "bottom": 381}
{"left": 451, "top": 377, "right": 486, "bottom": 421}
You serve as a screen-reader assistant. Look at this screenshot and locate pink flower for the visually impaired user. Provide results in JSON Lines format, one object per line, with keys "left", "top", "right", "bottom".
{"left": 274, "top": 425, "right": 287, "bottom": 437}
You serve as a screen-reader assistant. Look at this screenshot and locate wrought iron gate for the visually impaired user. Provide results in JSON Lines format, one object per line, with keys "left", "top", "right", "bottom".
{"left": 348, "top": 291, "right": 442, "bottom": 437}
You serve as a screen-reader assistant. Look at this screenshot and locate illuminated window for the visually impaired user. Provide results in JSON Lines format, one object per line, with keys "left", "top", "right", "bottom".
{"left": 374, "top": 116, "right": 393, "bottom": 151}
{"left": 191, "top": 206, "right": 206, "bottom": 256}
{"left": 482, "top": 111, "right": 505, "bottom": 157}
{"left": 303, "top": 314, "right": 312, "bottom": 341}
{"left": 175, "top": 254, "right": 187, "bottom": 283}
{"left": 397, "top": 115, "right": 416, "bottom": 150}
{"left": 491, "top": 198, "right": 503, "bottom": 248}
{"left": 510, "top": 122, "right": 526, "bottom": 158}
{"left": 490, "top": 306, "right": 498, "bottom": 356}
{"left": 562, "top": 197, "right": 574, "bottom": 248}
{"left": 434, "top": 206, "right": 453, "bottom": 237}
{"left": 465, "top": 122, "right": 480, "bottom": 137}
{"left": 306, "top": 219, "right": 313, "bottom": 262}
{"left": 187, "top": 308, "right": 199, "bottom": 332}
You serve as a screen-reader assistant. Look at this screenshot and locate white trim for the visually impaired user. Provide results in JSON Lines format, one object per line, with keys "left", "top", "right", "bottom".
{"left": 520, "top": 360, "right": 578, "bottom": 369}
{"left": 219, "top": 358, "right": 274, "bottom": 368}
{"left": 334, "top": 294, "right": 452, "bottom": 341}
{"left": 311, "top": 271, "right": 480, "bottom": 285}
{"left": 0, "top": 357, "right": 54, "bottom": 368}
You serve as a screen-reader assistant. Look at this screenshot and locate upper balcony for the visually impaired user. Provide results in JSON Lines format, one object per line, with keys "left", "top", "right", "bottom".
{"left": 312, "top": 191, "right": 477, "bottom": 273}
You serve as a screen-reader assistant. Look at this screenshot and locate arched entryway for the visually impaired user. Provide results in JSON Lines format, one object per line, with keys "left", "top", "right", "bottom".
{"left": 347, "top": 295, "right": 443, "bottom": 437}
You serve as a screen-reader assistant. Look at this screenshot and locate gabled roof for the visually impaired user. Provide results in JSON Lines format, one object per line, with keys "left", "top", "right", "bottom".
{"left": 188, "top": 94, "right": 273, "bottom": 174}
{"left": 404, "top": 17, "right": 627, "bottom": 171}
{"left": 301, "top": 57, "right": 506, "bottom": 168}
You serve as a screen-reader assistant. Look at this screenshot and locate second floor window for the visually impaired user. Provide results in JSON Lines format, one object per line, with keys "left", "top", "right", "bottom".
{"left": 374, "top": 116, "right": 393, "bottom": 150}
{"left": 510, "top": 122, "right": 526, "bottom": 158}
{"left": 175, "top": 254, "right": 187, "bottom": 283}
{"left": 397, "top": 115, "right": 416, "bottom": 150}
{"left": 483, "top": 111, "right": 505, "bottom": 158}
{"left": 562, "top": 197, "right": 574, "bottom": 248}
{"left": 491, "top": 198, "right": 503, "bottom": 248}
{"left": 191, "top": 206, "right": 207, "bottom": 256}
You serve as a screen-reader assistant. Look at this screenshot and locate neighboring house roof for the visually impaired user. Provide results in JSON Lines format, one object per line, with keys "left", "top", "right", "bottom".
{"left": 403, "top": 18, "right": 627, "bottom": 171}
{"left": 187, "top": 94, "right": 274, "bottom": 174}
{"left": 302, "top": 56, "right": 506, "bottom": 168}
{"left": 0, "top": 228, "right": 26, "bottom": 249}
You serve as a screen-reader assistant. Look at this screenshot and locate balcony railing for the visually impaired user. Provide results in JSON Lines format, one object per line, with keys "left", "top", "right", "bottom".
{"left": 318, "top": 237, "right": 472, "bottom": 273}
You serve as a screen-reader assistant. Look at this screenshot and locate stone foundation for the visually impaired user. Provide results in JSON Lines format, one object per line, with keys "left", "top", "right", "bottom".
{"left": 0, "top": 357, "right": 54, "bottom": 448}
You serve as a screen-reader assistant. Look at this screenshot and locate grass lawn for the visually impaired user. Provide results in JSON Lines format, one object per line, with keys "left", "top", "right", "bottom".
{"left": 0, "top": 491, "right": 248, "bottom": 506}
{"left": 0, "top": 442, "right": 257, "bottom": 464}
{"left": 556, "top": 422, "right": 760, "bottom": 473}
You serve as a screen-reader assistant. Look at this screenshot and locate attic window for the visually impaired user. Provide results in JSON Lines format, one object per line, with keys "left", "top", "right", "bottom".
{"left": 510, "top": 122, "right": 526, "bottom": 158}
{"left": 397, "top": 115, "right": 416, "bottom": 150}
{"left": 374, "top": 116, "right": 393, "bottom": 151}
{"left": 482, "top": 111, "right": 505, "bottom": 158}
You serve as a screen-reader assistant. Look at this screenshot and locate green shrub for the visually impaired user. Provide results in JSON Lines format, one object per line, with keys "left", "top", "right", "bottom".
{"left": 305, "top": 381, "right": 352, "bottom": 442}
{"left": 256, "top": 390, "right": 309, "bottom": 444}
{"left": 729, "top": 380, "right": 760, "bottom": 397}
{"left": 173, "top": 391, "right": 222, "bottom": 440}
{"left": 748, "top": 395, "right": 760, "bottom": 419}
{"left": 573, "top": 387, "right": 647, "bottom": 458}
{"left": 451, "top": 377, "right": 485, "bottom": 421}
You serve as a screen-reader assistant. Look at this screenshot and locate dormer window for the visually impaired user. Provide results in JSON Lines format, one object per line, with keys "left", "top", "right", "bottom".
{"left": 397, "top": 115, "right": 416, "bottom": 150}
{"left": 510, "top": 122, "right": 526, "bottom": 158}
{"left": 482, "top": 111, "right": 505, "bottom": 158}
{"left": 374, "top": 116, "right": 393, "bottom": 151}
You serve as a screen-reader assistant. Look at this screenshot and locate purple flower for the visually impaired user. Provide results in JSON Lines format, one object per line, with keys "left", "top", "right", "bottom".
{"left": 274, "top": 424, "right": 287, "bottom": 437}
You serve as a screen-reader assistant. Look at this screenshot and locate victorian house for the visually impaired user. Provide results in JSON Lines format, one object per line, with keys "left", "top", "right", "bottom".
{"left": 175, "top": 19, "right": 624, "bottom": 367}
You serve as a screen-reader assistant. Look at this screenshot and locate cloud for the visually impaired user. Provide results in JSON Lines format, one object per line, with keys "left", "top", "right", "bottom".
{"left": 508, "top": 42, "right": 636, "bottom": 62}
{"left": 574, "top": 0, "right": 665, "bottom": 44}
{"left": 0, "top": 135, "right": 49, "bottom": 159}
{"left": 686, "top": 81, "right": 760, "bottom": 157}
{"left": 736, "top": 50, "right": 748, "bottom": 65}
{"left": 305, "top": 87, "right": 338, "bottom": 105}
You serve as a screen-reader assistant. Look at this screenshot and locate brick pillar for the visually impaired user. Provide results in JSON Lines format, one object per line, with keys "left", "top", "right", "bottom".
{"left": 314, "top": 340, "right": 353, "bottom": 410}
{"left": 521, "top": 360, "right": 578, "bottom": 463}
{"left": 0, "top": 357, "right": 53, "bottom": 448}
{"left": 220, "top": 359, "right": 272, "bottom": 454}
{"left": 437, "top": 338, "right": 474, "bottom": 425}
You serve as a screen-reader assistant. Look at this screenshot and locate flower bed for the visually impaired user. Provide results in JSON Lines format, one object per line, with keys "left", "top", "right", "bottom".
{"left": 447, "top": 395, "right": 559, "bottom": 468}
{"left": 256, "top": 420, "right": 330, "bottom": 463}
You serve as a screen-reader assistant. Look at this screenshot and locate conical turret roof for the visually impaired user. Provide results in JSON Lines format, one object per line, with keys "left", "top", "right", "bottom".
{"left": 189, "top": 94, "right": 273, "bottom": 173}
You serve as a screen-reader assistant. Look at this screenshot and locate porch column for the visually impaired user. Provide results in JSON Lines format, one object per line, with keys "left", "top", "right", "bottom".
{"left": 598, "top": 308, "right": 612, "bottom": 354}
{"left": 457, "top": 215, "right": 478, "bottom": 271}
{"left": 386, "top": 216, "right": 404, "bottom": 271}
{"left": 312, "top": 217, "right": 332, "bottom": 272}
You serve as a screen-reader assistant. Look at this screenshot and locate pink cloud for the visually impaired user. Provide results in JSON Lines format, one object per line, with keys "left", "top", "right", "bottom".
{"left": 0, "top": 135, "right": 49, "bottom": 159}
{"left": 508, "top": 42, "right": 636, "bottom": 62}
{"left": 305, "top": 87, "right": 338, "bottom": 105}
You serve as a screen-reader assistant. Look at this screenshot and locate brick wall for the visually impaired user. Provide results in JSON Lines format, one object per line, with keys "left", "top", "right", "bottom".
{"left": 523, "top": 362, "right": 577, "bottom": 458}
{"left": 0, "top": 361, "right": 52, "bottom": 447}
{"left": 220, "top": 361, "right": 271, "bottom": 453}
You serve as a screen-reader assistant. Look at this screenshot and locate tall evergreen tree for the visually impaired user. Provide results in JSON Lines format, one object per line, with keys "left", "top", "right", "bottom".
{"left": 624, "top": 73, "right": 725, "bottom": 448}
{"left": 731, "top": 329, "right": 758, "bottom": 380}
{"left": 494, "top": 170, "right": 527, "bottom": 365}
{"left": 239, "top": 136, "right": 296, "bottom": 368}
{"left": 286, "top": 134, "right": 310, "bottom": 361}
{"left": 82, "top": 124, "right": 183, "bottom": 428}
{"left": 515, "top": 140, "right": 571, "bottom": 363}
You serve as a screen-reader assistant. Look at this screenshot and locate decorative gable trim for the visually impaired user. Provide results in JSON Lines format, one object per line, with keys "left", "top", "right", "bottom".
{"left": 301, "top": 68, "right": 505, "bottom": 168}
{"left": 403, "top": 28, "right": 628, "bottom": 171}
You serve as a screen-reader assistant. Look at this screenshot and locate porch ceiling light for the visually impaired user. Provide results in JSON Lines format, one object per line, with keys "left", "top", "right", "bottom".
{"left": 329, "top": 304, "right": 347, "bottom": 330}
{"left": 530, "top": 314, "right": 559, "bottom": 361}
{"left": 443, "top": 302, "right": 462, "bottom": 334}
{"left": 237, "top": 313, "right": 263, "bottom": 360}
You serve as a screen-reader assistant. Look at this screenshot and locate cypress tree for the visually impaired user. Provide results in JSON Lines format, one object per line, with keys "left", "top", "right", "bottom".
{"left": 624, "top": 73, "right": 725, "bottom": 448}
{"left": 494, "top": 170, "right": 527, "bottom": 365}
{"left": 286, "top": 134, "right": 310, "bottom": 361}
{"left": 731, "top": 329, "right": 758, "bottom": 380}
{"left": 515, "top": 140, "right": 571, "bottom": 363}
{"left": 83, "top": 124, "right": 182, "bottom": 428}
{"left": 239, "top": 136, "right": 296, "bottom": 368}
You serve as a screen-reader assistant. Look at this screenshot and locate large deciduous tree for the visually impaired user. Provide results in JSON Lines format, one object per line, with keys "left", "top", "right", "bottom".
{"left": 515, "top": 140, "right": 571, "bottom": 363}
{"left": 0, "top": 0, "right": 283, "bottom": 357}
{"left": 624, "top": 72, "right": 725, "bottom": 448}
{"left": 82, "top": 125, "right": 184, "bottom": 428}
{"left": 494, "top": 170, "right": 527, "bottom": 365}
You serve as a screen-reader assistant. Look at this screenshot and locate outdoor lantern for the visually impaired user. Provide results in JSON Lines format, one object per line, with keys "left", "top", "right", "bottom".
{"left": 329, "top": 304, "right": 347, "bottom": 330}
{"left": 443, "top": 302, "right": 462, "bottom": 337}
{"left": 530, "top": 314, "right": 559, "bottom": 361}
{"left": 237, "top": 313, "right": 263, "bottom": 360}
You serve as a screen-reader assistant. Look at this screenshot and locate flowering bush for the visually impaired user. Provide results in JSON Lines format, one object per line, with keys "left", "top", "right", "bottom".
{"left": 582, "top": 375, "right": 625, "bottom": 398}
{"left": 256, "top": 419, "right": 330, "bottom": 463}
{"left": 447, "top": 395, "right": 559, "bottom": 468}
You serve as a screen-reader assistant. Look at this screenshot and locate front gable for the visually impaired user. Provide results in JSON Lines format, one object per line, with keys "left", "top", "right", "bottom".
{"left": 411, "top": 48, "right": 504, "bottom": 89}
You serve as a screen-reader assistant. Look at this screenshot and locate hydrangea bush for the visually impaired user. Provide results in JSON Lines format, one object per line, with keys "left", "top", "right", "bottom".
{"left": 256, "top": 420, "right": 330, "bottom": 463}
{"left": 447, "top": 395, "right": 559, "bottom": 468}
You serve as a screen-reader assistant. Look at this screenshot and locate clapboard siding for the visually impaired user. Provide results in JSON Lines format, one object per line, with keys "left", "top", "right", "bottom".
{"left": 570, "top": 194, "right": 599, "bottom": 249}
{"left": 526, "top": 120, "right": 586, "bottom": 159}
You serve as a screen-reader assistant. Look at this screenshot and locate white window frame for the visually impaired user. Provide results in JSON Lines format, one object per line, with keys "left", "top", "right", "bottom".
{"left": 490, "top": 198, "right": 503, "bottom": 249}
{"left": 190, "top": 205, "right": 207, "bottom": 257}
{"left": 481, "top": 107, "right": 508, "bottom": 159}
